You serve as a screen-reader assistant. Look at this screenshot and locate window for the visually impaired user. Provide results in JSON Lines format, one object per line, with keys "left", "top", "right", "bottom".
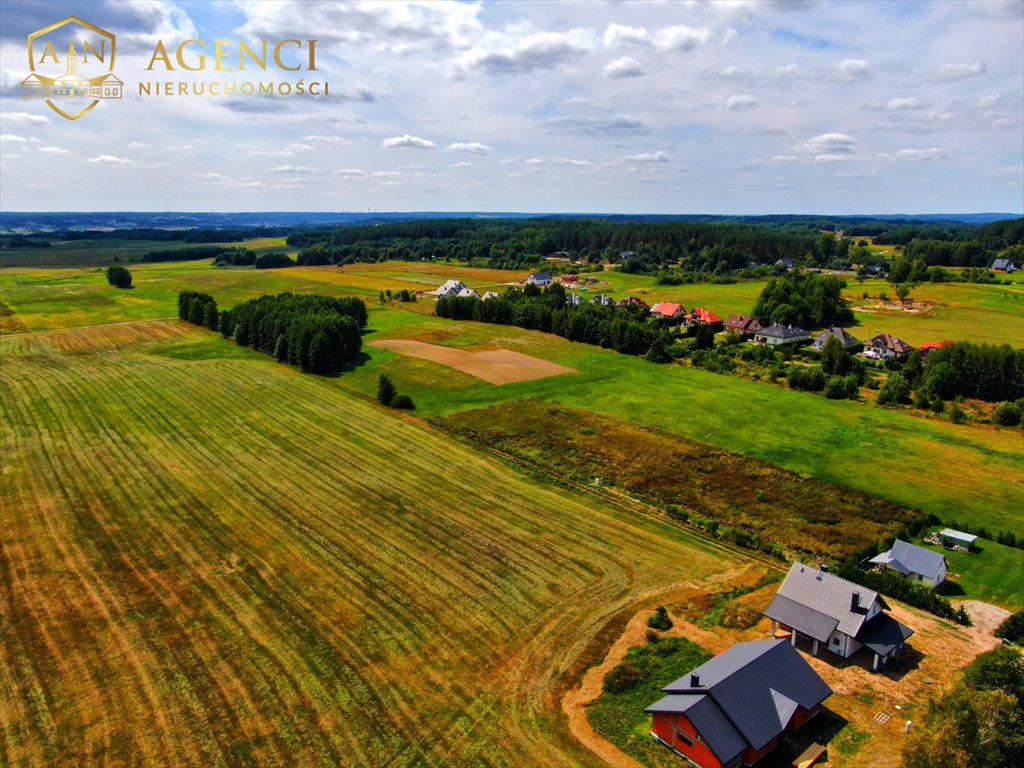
{"left": 832, "top": 637, "right": 840, "bottom": 646}
{"left": 675, "top": 730, "right": 693, "bottom": 748}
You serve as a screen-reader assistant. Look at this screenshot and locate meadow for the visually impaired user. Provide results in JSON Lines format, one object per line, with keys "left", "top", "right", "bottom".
{"left": 0, "top": 321, "right": 738, "bottom": 767}
{"left": 2, "top": 254, "right": 1021, "bottom": 536}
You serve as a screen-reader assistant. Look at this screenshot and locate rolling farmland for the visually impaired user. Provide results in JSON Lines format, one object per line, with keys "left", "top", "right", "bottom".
{"left": 0, "top": 321, "right": 738, "bottom": 767}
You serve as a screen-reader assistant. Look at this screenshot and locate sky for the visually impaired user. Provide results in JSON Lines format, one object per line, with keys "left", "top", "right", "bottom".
{"left": 0, "top": 0, "right": 1022, "bottom": 214}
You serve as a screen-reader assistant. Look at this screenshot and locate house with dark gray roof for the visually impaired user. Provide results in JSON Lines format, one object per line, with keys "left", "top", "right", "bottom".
{"left": 645, "top": 639, "right": 831, "bottom": 768}
{"left": 752, "top": 323, "right": 809, "bottom": 346}
{"left": 992, "top": 258, "right": 1016, "bottom": 272}
{"left": 813, "top": 327, "right": 861, "bottom": 351}
{"left": 763, "top": 562, "right": 914, "bottom": 671}
{"left": 526, "top": 271, "right": 552, "bottom": 287}
{"left": 868, "top": 540, "right": 947, "bottom": 588}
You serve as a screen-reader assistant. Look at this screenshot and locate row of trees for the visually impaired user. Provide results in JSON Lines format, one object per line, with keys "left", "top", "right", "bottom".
{"left": 178, "top": 290, "right": 218, "bottom": 330}
{"left": 436, "top": 287, "right": 665, "bottom": 357}
{"left": 218, "top": 293, "right": 366, "bottom": 374}
{"left": 254, "top": 252, "right": 294, "bottom": 269}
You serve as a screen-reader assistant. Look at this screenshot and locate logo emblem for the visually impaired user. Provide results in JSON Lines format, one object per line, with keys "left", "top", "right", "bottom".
{"left": 21, "top": 16, "right": 121, "bottom": 121}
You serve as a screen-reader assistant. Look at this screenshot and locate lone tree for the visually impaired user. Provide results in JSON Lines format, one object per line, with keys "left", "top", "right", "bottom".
{"left": 376, "top": 373, "right": 397, "bottom": 406}
{"left": 106, "top": 265, "right": 132, "bottom": 289}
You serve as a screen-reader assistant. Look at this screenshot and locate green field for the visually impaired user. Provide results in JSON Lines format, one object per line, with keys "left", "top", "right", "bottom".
{"left": 2, "top": 257, "right": 1021, "bottom": 536}
{"left": 1, "top": 320, "right": 738, "bottom": 767}
{"left": 923, "top": 538, "right": 1024, "bottom": 608}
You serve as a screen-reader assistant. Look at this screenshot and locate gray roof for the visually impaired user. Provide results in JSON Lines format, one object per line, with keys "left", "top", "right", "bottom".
{"left": 763, "top": 594, "right": 839, "bottom": 643}
{"left": 815, "top": 327, "right": 861, "bottom": 346}
{"left": 940, "top": 528, "right": 977, "bottom": 545}
{"left": 768, "top": 563, "right": 886, "bottom": 638}
{"left": 758, "top": 323, "right": 808, "bottom": 339}
{"left": 992, "top": 258, "right": 1015, "bottom": 270}
{"left": 646, "top": 639, "right": 831, "bottom": 762}
{"left": 869, "top": 540, "right": 947, "bottom": 582}
{"left": 528, "top": 271, "right": 552, "bottom": 281}
{"left": 857, "top": 612, "right": 914, "bottom": 656}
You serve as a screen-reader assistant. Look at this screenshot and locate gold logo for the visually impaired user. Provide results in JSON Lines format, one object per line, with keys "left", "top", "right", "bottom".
{"left": 21, "top": 16, "right": 122, "bottom": 121}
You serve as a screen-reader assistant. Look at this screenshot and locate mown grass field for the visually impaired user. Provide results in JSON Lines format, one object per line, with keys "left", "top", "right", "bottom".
{"left": 0, "top": 320, "right": 739, "bottom": 767}
{"left": 922, "top": 538, "right": 1024, "bottom": 608}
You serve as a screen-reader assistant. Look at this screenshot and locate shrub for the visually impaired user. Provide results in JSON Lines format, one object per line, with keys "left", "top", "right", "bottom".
{"left": 602, "top": 661, "right": 644, "bottom": 693}
{"left": 646, "top": 606, "right": 673, "bottom": 631}
{"left": 391, "top": 394, "right": 415, "bottom": 410}
{"left": 106, "top": 265, "right": 132, "bottom": 288}
{"left": 877, "top": 372, "right": 911, "bottom": 405}
{"left": 787, "top": 365, "right": 826, "bottom": 392}
{"left": 824, "top": 374, "right": 858, "bottom": 399}
{"left": 995, "top": 611, "right": 1024, "bottom": 643}
{"left": 992, "top": 401, "right": 1021, "bottom": 427}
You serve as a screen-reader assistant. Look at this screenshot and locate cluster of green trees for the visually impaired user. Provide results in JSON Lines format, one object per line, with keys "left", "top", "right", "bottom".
{"left": 751, "top": 272, "right": 853, "bottom": 328}
{"left": 901, "top": 646, "right": 1023, "bottom": 768}
{"left": 178, "top": 290, "right": 218, "bottom": 330}
{"left": 105, "top": 265, "right": 132, "bottom": 289}
{"left": 996, "top": 611, "right": 1024, "bottom": 643}
{"left": 379, "top": 289, "right": 416, "bottom": 303}
{"left": 254, "top": 252, "right": 294, "bottom": 269}
{"left": 213, "top": 247, "right": 256, "bottom": 266}
{"left": 375, "top": 374, "right": 414, "bottom": 410}
{"left": 138, "top": 246, "right": 235, "bottom": 263}
{"left": 435, "top": 284, "right": 665, "bottom": 357}
{"left": 918, "top": 342, "right": 1023, "bottom": 402}
{"left": 218, "top": 293, "right": 366, "bottom": 374}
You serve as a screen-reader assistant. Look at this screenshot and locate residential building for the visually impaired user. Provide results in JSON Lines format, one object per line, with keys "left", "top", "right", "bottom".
{"left": 432, "top": 279, "right": 467, "bottom": 298}
{"left": 645, "top": 639, "right": 831, "bottom": 768}
{"left": 650, "top": 302, "right": 686, "bottom": 323}
{"left": 527, "top": 271, "right": 552, "bottom": 287}
{"left": 863, "top": 333, "right": 913, "bottom": 360}
{"left": 752, "top": 324, "right": 809, "bottom": 346}
{"left": 813, "top": 327, "right": 861, "bottom": 351}
{"left": 724, "top": 314, "right": 762, "bottom": 339}
{"left": 763, "top": 562, "right": 914, "bottom": 671}
{"left": 868, "top": 540, "right": 948, "bottom": 588}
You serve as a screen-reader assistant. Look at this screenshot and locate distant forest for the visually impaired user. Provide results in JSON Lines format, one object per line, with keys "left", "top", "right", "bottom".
{"left": 285, "top": 216, "right": 1024, "bottom": 274}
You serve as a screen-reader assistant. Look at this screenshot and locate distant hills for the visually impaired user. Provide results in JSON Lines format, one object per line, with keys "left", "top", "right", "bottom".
{"left": 1, "top": 210, "right": 1020, "bottom": 233}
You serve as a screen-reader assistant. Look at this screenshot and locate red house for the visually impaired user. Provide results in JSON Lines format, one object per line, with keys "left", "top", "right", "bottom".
{"left": 651, "top": 302, "right": 686, "bottom": 323}
{"left": 645, "top": 639, "right": 831, "bottom": 768}
{"left": 685, "top": 307, "right": 723, "bottom": 328}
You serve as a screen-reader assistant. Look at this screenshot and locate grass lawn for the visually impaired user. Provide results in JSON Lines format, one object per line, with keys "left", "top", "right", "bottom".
{"left": 921, "top": 537, "right": 1024, "bottom": 609}
{"left": 1, "top": 320, "right": 737, "bottom": 767}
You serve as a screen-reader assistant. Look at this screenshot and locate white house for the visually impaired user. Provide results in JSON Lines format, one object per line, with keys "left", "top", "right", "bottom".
{"left": 753, "top": 324, "right": 809, "bottom": 346}
{"left": 481, "top": 291, "right": 502, "bottom": 300}
{"left": 591, "top": 293, "right": 615, "bottom": 306}
{"left": 868, "top": 540, "right": 947, "bottom": 589}
{"left": 763, "top": 562, "right": 913, "bottom": 670}
{"left": 433, "top": 279, "right": 467, "bottom": 298}
{"left": 456, "top": 287, "right": 480, "bottom": 300}
{"left": 527, "top": 271, "right": 552, "bottom": 287}
{"left": 813, "top": 327, "right": 861, "bottom": 351}
{"left": 565, "top": 293, "right": 585, "bottom": 306}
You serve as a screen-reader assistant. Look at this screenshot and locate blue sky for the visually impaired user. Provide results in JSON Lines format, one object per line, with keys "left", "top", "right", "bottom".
{"left": 1, "top": 0, "right": 1022, "bottom": 213}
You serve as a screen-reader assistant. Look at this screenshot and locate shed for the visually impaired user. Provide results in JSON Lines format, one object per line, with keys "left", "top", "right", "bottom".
{"left": 939, "top": 529, "right": 977, "bottom": 549}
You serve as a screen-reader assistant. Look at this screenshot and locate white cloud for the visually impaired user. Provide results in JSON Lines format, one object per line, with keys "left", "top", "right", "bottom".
{"left": 382, "top": 134, "right": 436, "bottom": 150}
{"left": 798, "top": 133, "right": 856, "bottom": 155}
{"left": 199, "top": 172, "right": 228, "bottom": 181}
{"left": 456, "top": 30, "right": 594, "bottom": 75}
{"left": 450, "top": 161, "right": 474, "bottom": 168}
{"left": 604, "top": 57, "right": 646, "bottom": 79}
{"left": 444, "top": 142, "right": 492, "bottom": 155}
{"left": 813, "top": 154, "right": 849, "bottom": 163}
{"left": 303, "top": 135, "right": 352, "bottom": 145}
{"left": 0, "top": 134, "right": 28, "bottom": 143}
{"left": 269, "top": 165, "right": 315, "bottom": 173}
{"left": 726, "top": 94, "right": 759, "bottom": 110}
{"left": 336, "top": 169, "right": 367, "bottom": 178}
{"left": 2, "top": 113, "right": 48, "bottom": 127}
{"left": 557, "top": 158, "right": 595, "bottom": 167}
{"left": 837, "top": 58, "right": 870, "bottom": 81}
{"left": 603, "top": 23, "right": 648, "bottom": 47}
{"left": 88, "top": 155, "right": 132, "bottom": 164}
{"left": 653, "top": 25, "right": 710, "bottom": 51}
{"left": 862, "top": 97, "right": 930, "bottom": 112}
{"left": 626, "top": 151, "right": 671, "bottom": 163}
{"left": 128, "top": 141, "right": 151, "bottom": 149}
{"left": 895, "top": 148, "right": 945, "bottom": 161}
{"left": 922, "top": 60, "right": 986, "bottom": 84}
{"left": 37, "top": 146, "right": 69, "bottom": 154}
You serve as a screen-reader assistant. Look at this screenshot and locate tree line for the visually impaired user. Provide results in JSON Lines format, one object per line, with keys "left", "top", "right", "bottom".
{"left": 436, "top": 283, "right": 665, "bottom": 357}
{"left": 217, "top": 293, "right": 366, "bottom": 374}
{"left": 751, "top": 271, "right": 854, "bottom": 328}
{"left": 178, "top": 290, "right": 219, "bottom": 330}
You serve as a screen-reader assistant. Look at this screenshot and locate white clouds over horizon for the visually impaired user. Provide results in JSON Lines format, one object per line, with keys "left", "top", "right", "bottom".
{"left": 0, "top": 0, "right": 1020, "bottom": 213}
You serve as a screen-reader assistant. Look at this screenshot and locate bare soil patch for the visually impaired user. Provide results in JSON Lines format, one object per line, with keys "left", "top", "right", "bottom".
{"left": 370, "top": 338, "right": 576, "bottom": 384}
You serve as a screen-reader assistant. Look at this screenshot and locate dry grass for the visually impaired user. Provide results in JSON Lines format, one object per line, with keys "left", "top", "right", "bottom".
{"left": 370, "top": 339, "right": 576, "bottom": 384}
{"left": 0, "top": 321, "right": 740, "bottom": 767}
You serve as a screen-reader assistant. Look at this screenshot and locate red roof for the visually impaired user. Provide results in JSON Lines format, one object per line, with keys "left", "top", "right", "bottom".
{"left": 688, "top": 307, "right": 722, "bottom": 324}
{"left": 651, "top": 302, "right": 684, "bottom": 316}
{"left": 919, "top": 340, "right": 953, "bottom": 350}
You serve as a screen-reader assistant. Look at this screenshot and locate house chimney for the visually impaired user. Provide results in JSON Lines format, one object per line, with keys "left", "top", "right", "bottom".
{"left": 851, "top": 592, "right": 860, "bottom": 611}
{"left": 690, "top": 673, "right": 700, "bottom": 688}
{"left": 820, "top": 564, "right": 829, "bottom": 573}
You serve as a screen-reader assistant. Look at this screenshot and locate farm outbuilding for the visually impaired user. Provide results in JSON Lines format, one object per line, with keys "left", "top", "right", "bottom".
{"left": 939, "top": 529, "right": 978, "bottom": 550}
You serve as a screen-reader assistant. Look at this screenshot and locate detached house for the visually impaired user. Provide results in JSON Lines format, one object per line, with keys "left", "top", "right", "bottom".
{"left": 565, "top": 293, "right": 585, "bottom": 307}
{"left": 591, "top": 293, "right": 615, "bottom": 306}
{"left": 526, "top": 271, "right": 552, "bottom": 287}
{"left": 617, "top": 296, "right": 650, "bottom": 311}
{"left": 432, "top": 279, "right": 467, "bottom": 298}
{"left": 481, "top": 291, "right": 502, "bottom": 301}
{"left": 753, "top": 324, "right": 809, "bottom": 346}
{"left": 763, "top": 562, "right": 914, "bottom": 671}
{"left": 651, "top": 302, "right": 686, "bottom": 323}
{"left": 992, "top": 258, "right": 1017, "bottom": 272}
{"left": 456, "top": 287, "right": 480, "bottom": 300}
{"left": 645, "top": 639, "right": 831, "bottom": 768}
{"left": 868, "top": 540, "right": 948, "bottom": 589}
{"left": 863, "top": 333, "right": 913, "bottom": 360}
{"left": 813, "top": 327, "right": 861, "bottom": 351}
{"left": 724, "top": 314, "right": 762, "bottom": 339}
{"left": 685, "top": 307, "right": 723, "bottom": 329}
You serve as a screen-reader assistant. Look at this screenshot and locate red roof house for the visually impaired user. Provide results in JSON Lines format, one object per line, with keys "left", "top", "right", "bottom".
{"left": 724, "top": 314, "right": 762, "bottom": 338}
{"left": 685, "top": 307, "right": 723, "bottom": 327}
{"left": 651, "top": 302, "right": 686, "bottom": 322}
